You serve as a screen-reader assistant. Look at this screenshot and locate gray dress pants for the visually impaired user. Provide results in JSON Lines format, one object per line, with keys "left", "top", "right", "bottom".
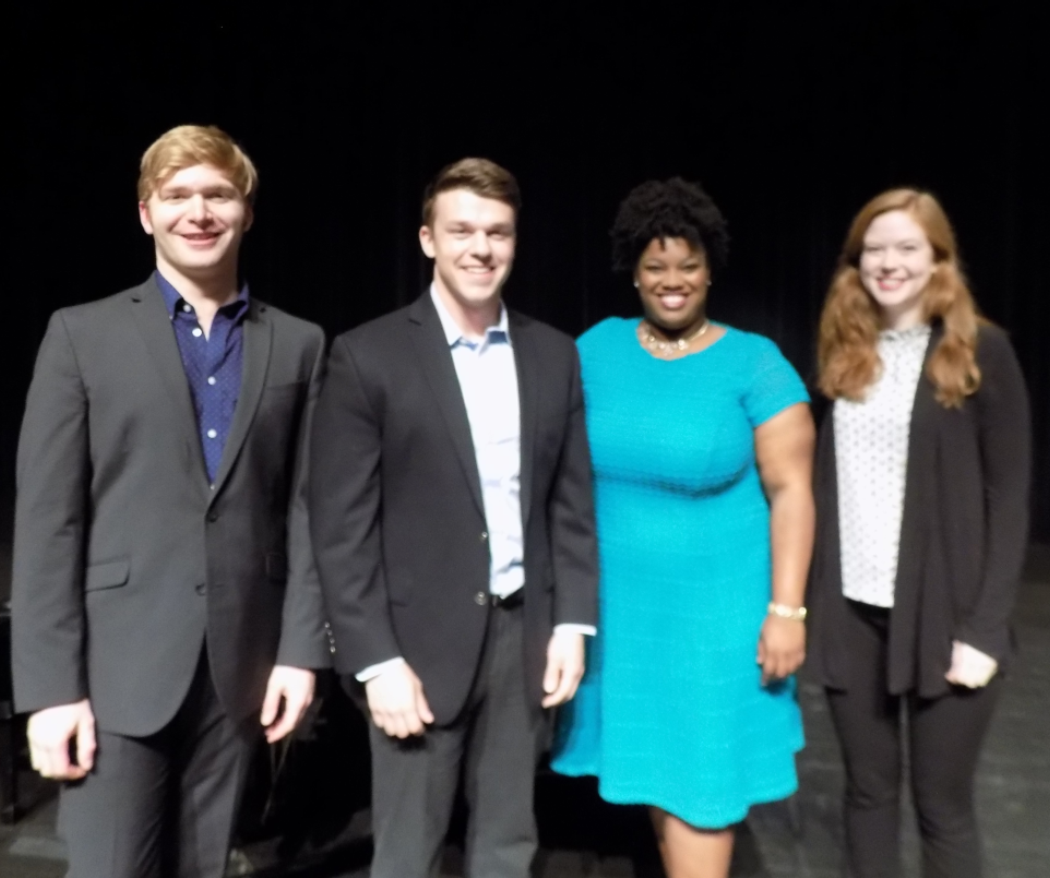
{"left": 58, "top": 646, "right": 257, "bottom": 878}
{"left": 368, "top": 600, "right": 546, "bottom": 878}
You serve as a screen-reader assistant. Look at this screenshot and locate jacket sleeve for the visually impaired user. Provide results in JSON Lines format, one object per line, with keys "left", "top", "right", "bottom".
{"left": 276, "top": 326, "right": 333, "bottom": 669}
{"left": 954, "top": 327, "right": 1032, "bottom": 660}
{"left": 11, "top": 312, "right": 91, "bottom": 713}
{"left": 548, "top": 345, "right": 600, "bottom": 627}
{"left": 308, "top": 335, "right": 401, "bottom": 675}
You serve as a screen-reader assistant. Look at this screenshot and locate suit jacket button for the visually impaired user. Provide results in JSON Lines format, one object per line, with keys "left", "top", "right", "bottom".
{"left": 474, "top": 591, "right": 488, "bottom": 606}
{"left": 207, "top": 510, "right": 219, "bottom": 523}
{"left": 195, "top": 583, "right": 206, "bottom": 595}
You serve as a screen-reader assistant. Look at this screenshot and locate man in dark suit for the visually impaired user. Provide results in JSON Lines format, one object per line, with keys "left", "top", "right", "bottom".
{"left": 12, "top": 125, "right": 329, "bottom": 878}
{"left": 310, "top": 158, "right": 599, "bottom": 878}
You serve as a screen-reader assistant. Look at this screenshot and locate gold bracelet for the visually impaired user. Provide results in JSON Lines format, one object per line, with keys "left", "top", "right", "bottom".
{"left": 768, "top": 602, "right": 807, "bottom": 622}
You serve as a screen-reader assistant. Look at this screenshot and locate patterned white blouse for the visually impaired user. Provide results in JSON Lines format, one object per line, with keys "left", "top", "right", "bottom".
{"left": 834, "top": 324, "right": 932, "bottom": 607}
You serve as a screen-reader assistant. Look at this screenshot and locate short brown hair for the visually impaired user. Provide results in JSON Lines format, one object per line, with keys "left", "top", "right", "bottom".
{"left": 421, "top": 157, "right": 521, "bottom": 226}
{"left": 138, "top": 125, "right": 258, "bottom": 203}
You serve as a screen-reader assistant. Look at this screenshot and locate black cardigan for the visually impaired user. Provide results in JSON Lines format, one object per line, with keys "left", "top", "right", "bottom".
{"left": 807, "top": 323, "right": 1031, "bottom": 698}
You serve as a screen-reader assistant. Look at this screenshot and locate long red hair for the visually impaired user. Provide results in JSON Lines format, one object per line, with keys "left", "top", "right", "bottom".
{"left": 818, "top": 188, "right": 981, "bottom": 408}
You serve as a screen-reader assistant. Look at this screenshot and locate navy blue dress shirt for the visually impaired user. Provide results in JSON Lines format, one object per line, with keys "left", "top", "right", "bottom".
{"left": 156, "top": 272, "right": 249, "bottom": 483}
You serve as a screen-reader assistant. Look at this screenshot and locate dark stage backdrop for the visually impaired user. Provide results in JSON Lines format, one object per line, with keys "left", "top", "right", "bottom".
{"left": 7, "top": 3, "right": 1048, "bottom": 540}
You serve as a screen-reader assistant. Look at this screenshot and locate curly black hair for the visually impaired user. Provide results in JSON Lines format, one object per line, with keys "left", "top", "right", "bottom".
{"left": 610, "top": 178, "right": 730, "bottom": 272}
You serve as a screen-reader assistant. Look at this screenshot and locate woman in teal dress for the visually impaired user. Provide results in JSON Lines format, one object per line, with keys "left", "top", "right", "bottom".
{"left": 552, "top": 179, "right": 816, "bottom": 878}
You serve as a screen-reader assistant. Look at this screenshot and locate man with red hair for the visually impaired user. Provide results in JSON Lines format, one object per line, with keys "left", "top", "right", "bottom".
{"left": 12, "top": 125, "right": 329, "bottom": 877}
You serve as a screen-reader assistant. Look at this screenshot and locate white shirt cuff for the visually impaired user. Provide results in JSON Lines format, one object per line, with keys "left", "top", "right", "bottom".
{"left": 553, "top": 623, "right": 597, "bottom": 637}
{"left": 355, "top": 656, "right": 406, "bottom": 682}
{"left": 355, "top": 627, "right": 595, "bottom": 681}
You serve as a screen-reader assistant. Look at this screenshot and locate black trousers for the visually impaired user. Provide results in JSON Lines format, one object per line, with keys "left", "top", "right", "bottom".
{"left": 368, "top": 601, "right": 546, "bottom": 878}
{"left": 58, "top": 645, "right": 257, "bottom": 878}
{"left": 826, "top": 600, "right": 1002, "bottom": 878}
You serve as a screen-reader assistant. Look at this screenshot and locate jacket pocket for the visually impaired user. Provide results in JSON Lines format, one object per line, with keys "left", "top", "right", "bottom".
{"left": 84, "top": 558, "right": 130, "bottom": 592}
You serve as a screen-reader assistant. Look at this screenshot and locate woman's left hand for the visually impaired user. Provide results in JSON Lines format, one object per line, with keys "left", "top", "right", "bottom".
{"left": 757, "top": 615, "right": 806, "bottom": 685}
{"left": 945, "top": 641, "right": 998, "bottom": 688}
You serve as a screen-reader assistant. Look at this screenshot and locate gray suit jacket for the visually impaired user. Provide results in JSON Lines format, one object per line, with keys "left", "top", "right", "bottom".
{"left": 12, "top": 276, "right": 330, "bottom": 736}
{"left": 310, "top": 292, "right": 599, "bottom": 725}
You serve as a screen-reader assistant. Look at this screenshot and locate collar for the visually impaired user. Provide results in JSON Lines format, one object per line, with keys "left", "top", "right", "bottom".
{"left": 429, "top": 284, "right": 510, "bottom": 349}
{"left": 879, "top": 323, "right": 932, "bottom": 344}
{"left": 155, "top": 270, "right": 250, "bottom": 320}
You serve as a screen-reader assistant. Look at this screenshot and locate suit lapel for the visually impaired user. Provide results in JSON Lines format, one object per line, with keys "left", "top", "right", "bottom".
{"left": 209, "top": 300, "right": 272, "bottom": 501}
{"left": 129, "top": 278, "right": 209, "bottom": 493}
{"left": 510, "top": 310, "right": 538, "bottom": 529}
{"left": 407, "top": 294, "right": 485, "bottom": 518}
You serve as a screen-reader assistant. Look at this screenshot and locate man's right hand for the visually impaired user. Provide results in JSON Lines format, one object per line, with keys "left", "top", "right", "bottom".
{"left": 364, "top": 663, "right": 434, "bottom": 738}
{"left": 27, "top": 699, "right": 96, "bottom": 780}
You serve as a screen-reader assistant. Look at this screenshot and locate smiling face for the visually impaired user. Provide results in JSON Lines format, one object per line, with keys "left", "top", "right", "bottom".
{"left": 859, "top": 209, "right": 937, "bottom": 328}
{"left": 419, "top": 188, "right": 516, "bottom": 315}
{"left": 635, "top": 236, "right": 710, "bottom": 333}
{"left": 138, "top": 163, "right": 251, "bottom": 283}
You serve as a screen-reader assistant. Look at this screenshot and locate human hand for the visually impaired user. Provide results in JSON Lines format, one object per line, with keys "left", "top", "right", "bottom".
{"left": 27, "top": 699, "right": 96, "bottom": 780}
{"left": 757, "top": 615, "right": 806, "bottom": 685}
{"left": 945, "top": 641, "right": 998, "bottom": 688}
{"left": 261, "top": 666, "right": 316, "bottom": 743}
{"left": 365, "top": 662, "right": 434, "bottom": 738}
{"left": 542, "top": 631, "right": 585, "bottom": 708}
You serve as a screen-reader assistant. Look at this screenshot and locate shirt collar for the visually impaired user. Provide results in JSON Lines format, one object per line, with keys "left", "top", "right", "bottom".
{"left": 879, "top": 323, "right": 932, "bottom": 344}
{"left": 429, "top": 284, "right": 510, "bottom": 349}
{"left": 155, "top": 270, "right": 250, "bottom": 320}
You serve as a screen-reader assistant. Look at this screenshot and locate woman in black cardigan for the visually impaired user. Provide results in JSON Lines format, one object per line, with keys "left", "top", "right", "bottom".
{"left": 808, "top": 188, "right": 1030, "bottom": 878}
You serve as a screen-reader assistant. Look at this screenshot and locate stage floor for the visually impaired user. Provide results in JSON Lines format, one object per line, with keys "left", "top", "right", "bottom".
{"left": 3, "top": 549, "right": 1049, "bottom": 877}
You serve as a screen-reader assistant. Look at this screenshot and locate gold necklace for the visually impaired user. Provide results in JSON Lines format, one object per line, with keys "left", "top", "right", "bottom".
{"left": 642, "top": 319, "right": 711, "bottom": 353}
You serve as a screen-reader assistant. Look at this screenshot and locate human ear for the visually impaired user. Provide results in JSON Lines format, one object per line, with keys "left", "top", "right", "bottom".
{"left": 138, "top": 201, "right": 154, "bottom": 235}
{"left": 419, "top": 224, "right": 436, "bottom": 258}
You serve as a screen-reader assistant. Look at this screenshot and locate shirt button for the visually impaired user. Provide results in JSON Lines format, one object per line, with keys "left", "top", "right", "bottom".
{"left": 480, "top": 531, "right": 488, "bottom": 542}
{"left": 192, "top": 328, "right": 203, "bottom": 338}
{"left": 207, "top": 376, "right": 217, "bottom": 386}
{"left": 206, "top": 428, "right": 218, "bottom": 439}
{"left": 182, "top": 304, "right": 192, "bottom": 313}
{"left": 474, "top": 591, "right": 488, "bottom": 606}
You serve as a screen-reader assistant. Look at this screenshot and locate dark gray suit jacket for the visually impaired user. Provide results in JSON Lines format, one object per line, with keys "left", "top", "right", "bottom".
{"left": 808, "top": 322, "right": 1031, "bottom": 698}
{"left": 12, "top": 276, "right": 330, "bottom": 736}
{"left": 309, "top": 292, "right": 599, "bottom": 725}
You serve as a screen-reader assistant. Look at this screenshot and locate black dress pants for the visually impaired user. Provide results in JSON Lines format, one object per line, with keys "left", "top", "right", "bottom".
{"left": 826, "top": 600, "right": 1002, "bottom": 878}
{"left": 58, "top": 645, "right": 257, "bottom": 878}
{"left": 368, "top": 600, "right": 546, "bottom": 878}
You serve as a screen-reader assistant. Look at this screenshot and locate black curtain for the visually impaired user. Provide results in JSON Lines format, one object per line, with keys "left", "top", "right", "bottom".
{"left": 7, "top": 2, "right": 1048, "bottom": 540}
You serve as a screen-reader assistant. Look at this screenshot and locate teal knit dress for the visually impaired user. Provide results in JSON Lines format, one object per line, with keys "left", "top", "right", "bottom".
{"left": 551, "top": 317, "right": 807, "bottom": 829}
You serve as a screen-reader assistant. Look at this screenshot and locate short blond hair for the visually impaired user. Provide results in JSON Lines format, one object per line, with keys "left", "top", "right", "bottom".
{"left": 138, "top": 125, "right": 258, "bottom": 202}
